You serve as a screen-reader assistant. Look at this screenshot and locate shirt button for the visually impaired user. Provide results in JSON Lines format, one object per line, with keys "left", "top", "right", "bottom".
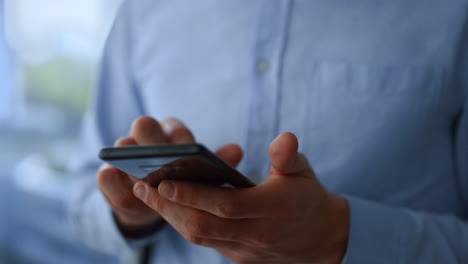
{"left": 257, "top": 59, "right": 270, "bottom": 73}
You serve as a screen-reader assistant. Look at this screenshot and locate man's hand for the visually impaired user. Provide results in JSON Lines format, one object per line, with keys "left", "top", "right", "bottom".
{"left": 96, "top": 116, "right": 196, "bottom": 238}
{"left": 133, "top": 132, "right": 350, "bottom": 263}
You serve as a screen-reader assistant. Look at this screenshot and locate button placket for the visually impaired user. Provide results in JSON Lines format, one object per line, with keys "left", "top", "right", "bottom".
{"left": 243, "top": 1, "right": 292, "bottom": 184}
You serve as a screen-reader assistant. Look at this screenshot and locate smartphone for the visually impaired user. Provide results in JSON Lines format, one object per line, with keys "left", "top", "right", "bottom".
{"left": 99, "top": 143, "right": 255, "bottom": 188}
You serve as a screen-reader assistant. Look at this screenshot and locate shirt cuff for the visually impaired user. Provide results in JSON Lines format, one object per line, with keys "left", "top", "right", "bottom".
{"left": 70, "top": 188, "right": 168, "bottom": 255}
{"left": 124, "top": 220, "right": 167, "bottom": 250}
{"left": 340, "top": 195, "right": 401, "bottom": 264}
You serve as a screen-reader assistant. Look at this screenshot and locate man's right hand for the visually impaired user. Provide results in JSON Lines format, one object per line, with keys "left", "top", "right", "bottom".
{"left": 96, "top": 116, "right": 195, "bottom": 238}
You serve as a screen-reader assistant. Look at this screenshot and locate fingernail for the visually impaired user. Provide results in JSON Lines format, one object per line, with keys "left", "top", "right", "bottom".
{"left": 162, "top": 119, "right": 183, "bottom": 135}
{"left": 131, "top": 118, "right": 139, "bottom": 130}
{"left": 134, "top": 183, "right": 146, "bottom": 200}
{"left": 159, "top": 182, "right": 175, "bottom": 199}
{"left": 162, "top": 122, "right": 175, "bottom": 135}
{"left": 99, "top": 163, "right": 111, "bottom": 170}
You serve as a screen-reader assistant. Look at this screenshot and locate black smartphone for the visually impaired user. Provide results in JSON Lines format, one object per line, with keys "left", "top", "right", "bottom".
{"left": 99, "top": 143, "right": 255, "bottom": 188}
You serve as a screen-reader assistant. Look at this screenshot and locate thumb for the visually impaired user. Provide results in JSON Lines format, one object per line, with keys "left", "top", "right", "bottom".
{"left": 269, "top": 132, "right": 311, "bottom": 175}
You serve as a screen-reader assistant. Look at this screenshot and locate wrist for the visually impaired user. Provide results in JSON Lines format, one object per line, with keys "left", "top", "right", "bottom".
{"left": 114, "top": 213, "right": 166, "bottom": 239}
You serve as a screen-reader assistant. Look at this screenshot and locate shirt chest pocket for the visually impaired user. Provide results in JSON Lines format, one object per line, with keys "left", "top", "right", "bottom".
{"left": 284, "top": 61, "right": 458, "bottom": 187}
{"left": 308, "top": 61, "right": 449, "bottom": 113}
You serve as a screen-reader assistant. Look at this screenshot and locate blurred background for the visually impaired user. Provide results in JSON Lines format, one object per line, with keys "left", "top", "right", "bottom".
{"left": 0, "top": 0, "right": 122, "bottom": 263}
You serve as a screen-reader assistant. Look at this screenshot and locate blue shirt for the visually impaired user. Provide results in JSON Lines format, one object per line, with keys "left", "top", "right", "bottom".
{"left": 68, "top": 0, "right": 468, "bottom": 263}
{"left": 0, "top": 0, "right": 15, "bottom": 122}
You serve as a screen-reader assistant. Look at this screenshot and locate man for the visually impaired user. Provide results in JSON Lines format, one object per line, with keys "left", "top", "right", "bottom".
{"left": 68, "top": 0, "right": 468, "bottom": 263}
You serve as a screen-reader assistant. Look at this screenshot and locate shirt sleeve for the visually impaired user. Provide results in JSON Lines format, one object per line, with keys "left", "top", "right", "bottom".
{"left": 341, "top": 23, "right": 468, "bottom": 264}
{"left": 342, "top": 196, "right": 468, "bottom": 263}
{"left": 66, "top": 1, "right": 166, "bottom": 256}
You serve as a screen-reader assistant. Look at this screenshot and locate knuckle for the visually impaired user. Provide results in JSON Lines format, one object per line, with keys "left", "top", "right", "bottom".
{"left": 185, "top": 234, "right": 204, "bottom": 245}
{"left": 176, "top": 185, "right": 194, "bottom": 205}
{"left": 185, "top": 214, "right": 208, "bottom": 237}
{"left": 142, "top": 188, "right": 164, "bottom": 212}
{"left": 152, "top": 194, "right": 165, "bottom": 212}
{"left": 253, "top": 231, "right": 278, "bottom": 248}
{"left": 216, "top": 200, "right": 238, "bottom": 218}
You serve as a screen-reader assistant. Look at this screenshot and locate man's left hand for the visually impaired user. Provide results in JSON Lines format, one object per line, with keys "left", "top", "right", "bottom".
{"left": 133, "top": 132, "right": 350, "bottom": 264}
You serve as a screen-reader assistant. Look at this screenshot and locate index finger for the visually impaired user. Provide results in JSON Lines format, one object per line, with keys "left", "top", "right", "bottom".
{"left": 131, "top": 116, "right": 170, "bottom": 145}
{"left": 156, "top": 181, "right": 293, "bottom": 219}
{"left": 161, "top": 118, "right": 195, "bottom": 144}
